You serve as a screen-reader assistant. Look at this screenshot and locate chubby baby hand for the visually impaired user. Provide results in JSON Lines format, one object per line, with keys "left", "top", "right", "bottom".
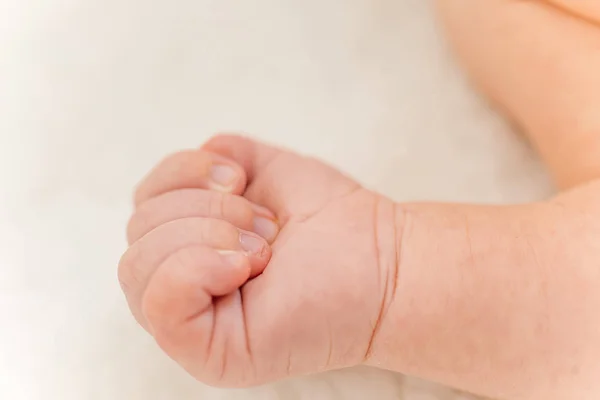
{"left": 118, "top": 135, "right": 400, "bottom": 387}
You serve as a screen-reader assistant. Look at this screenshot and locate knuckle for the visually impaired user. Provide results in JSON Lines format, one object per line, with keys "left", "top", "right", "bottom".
{"left": 117, "top": 246, "right": 140, "bottom": 295}
{"left": 126, "top": 207, "right": 149, "bottom": 244}
{"left": 140, "top": 248, "right": 209, "bottom": 343}
{"left": 139, "top": 251, "right": 183, "bottom": 326}
{"left": 160, "top": 149, "right": 196, "bottom": 170}
{"left": 125, "top": 214, "right": 136, "bottom": 243}
{"left": 207, "top": 132, "right": 238, "bottom": 144}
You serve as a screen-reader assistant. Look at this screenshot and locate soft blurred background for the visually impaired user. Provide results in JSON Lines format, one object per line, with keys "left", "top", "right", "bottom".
{"left": 0, "top": 0, "right": 552, "bottom": 399}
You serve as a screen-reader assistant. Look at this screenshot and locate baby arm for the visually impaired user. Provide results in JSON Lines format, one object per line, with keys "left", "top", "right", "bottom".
{"left": 119, "top": 3, "right": 600, "bottom": 397}
{"left": 436, "top": 0, "right": 600, "bottom": 189}
{"left": 369, "top": 194, "right": 600, "bottom": 400}
{"left": 367, "top": 2, "right": 600, "bottom": 399}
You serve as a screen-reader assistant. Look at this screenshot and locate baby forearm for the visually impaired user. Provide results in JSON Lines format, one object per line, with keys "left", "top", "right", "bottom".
{"left": 369, "top": 3, "right": 600, "bottom": 396}
{"left": 436, "top": 0, "right": 600, "bottom": 189}
{"left": 369, "top": 185, "right": 600, "bottom": 399}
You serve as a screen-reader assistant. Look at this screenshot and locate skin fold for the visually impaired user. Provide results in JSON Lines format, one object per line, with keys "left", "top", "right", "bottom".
{"left": 118, "top": 1, "right": 600, "bottom": 399}
{"left": 544, "top": 0, "right": 600, "bottom": 25}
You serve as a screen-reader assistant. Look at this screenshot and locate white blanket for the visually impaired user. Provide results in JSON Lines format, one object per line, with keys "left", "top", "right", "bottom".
{"left": 0, "top": 0, "right": 553, "bottom": 398}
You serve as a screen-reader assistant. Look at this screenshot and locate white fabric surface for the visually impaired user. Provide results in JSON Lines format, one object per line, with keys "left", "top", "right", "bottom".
{"left": 0, "top": 0, "right": 553, "bottom": 399}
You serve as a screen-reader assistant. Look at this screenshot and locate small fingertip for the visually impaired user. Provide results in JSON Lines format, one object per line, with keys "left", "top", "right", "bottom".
{"left": 252, "top": 216, "right": 279, "bottom": 243}
{"left": 236, "top": 231, "right": 271, "bottom": 278}
{"left": 238, "top": 232, "right": 268, "bottom": 255}
{"left": 205, "top": 154, "right": 247, "bottom": 194}
{"left": 209, "top": 164, "right": 238, "bottom": 192}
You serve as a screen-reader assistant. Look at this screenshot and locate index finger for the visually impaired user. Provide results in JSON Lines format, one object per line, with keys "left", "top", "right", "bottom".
{"left": 133, "top": 149, "right": 248, "bottom": 207}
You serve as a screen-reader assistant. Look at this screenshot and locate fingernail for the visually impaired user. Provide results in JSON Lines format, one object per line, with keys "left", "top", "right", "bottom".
{"left": 253, "top": 216, "right": 279, "bottom": 243}
{"left": 239, "top": 232, "right": 265, "bottom": 254}
{"left": 210, "top": 164, "right": 237, "bottom": 190}
{"left": 217, "top": 250, "right": 248, "bottom": 268}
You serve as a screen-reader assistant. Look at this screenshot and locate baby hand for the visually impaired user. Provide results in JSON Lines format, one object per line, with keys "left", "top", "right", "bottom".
{"left": 118, "top": 135, "right": 399, "bottom": 387}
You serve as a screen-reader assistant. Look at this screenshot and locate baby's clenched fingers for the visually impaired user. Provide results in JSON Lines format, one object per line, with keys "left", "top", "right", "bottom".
{"left": 134, "top": 150, "right": 247, "bottom": 206}
{"left": 142, "top": 245, "right": 252, "bottom": 374}
{"left": 127, "top": 189, "right": 279, "bottom": 245}
{"left": 118, "top": 217, "right": 271, "bottom": 330}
